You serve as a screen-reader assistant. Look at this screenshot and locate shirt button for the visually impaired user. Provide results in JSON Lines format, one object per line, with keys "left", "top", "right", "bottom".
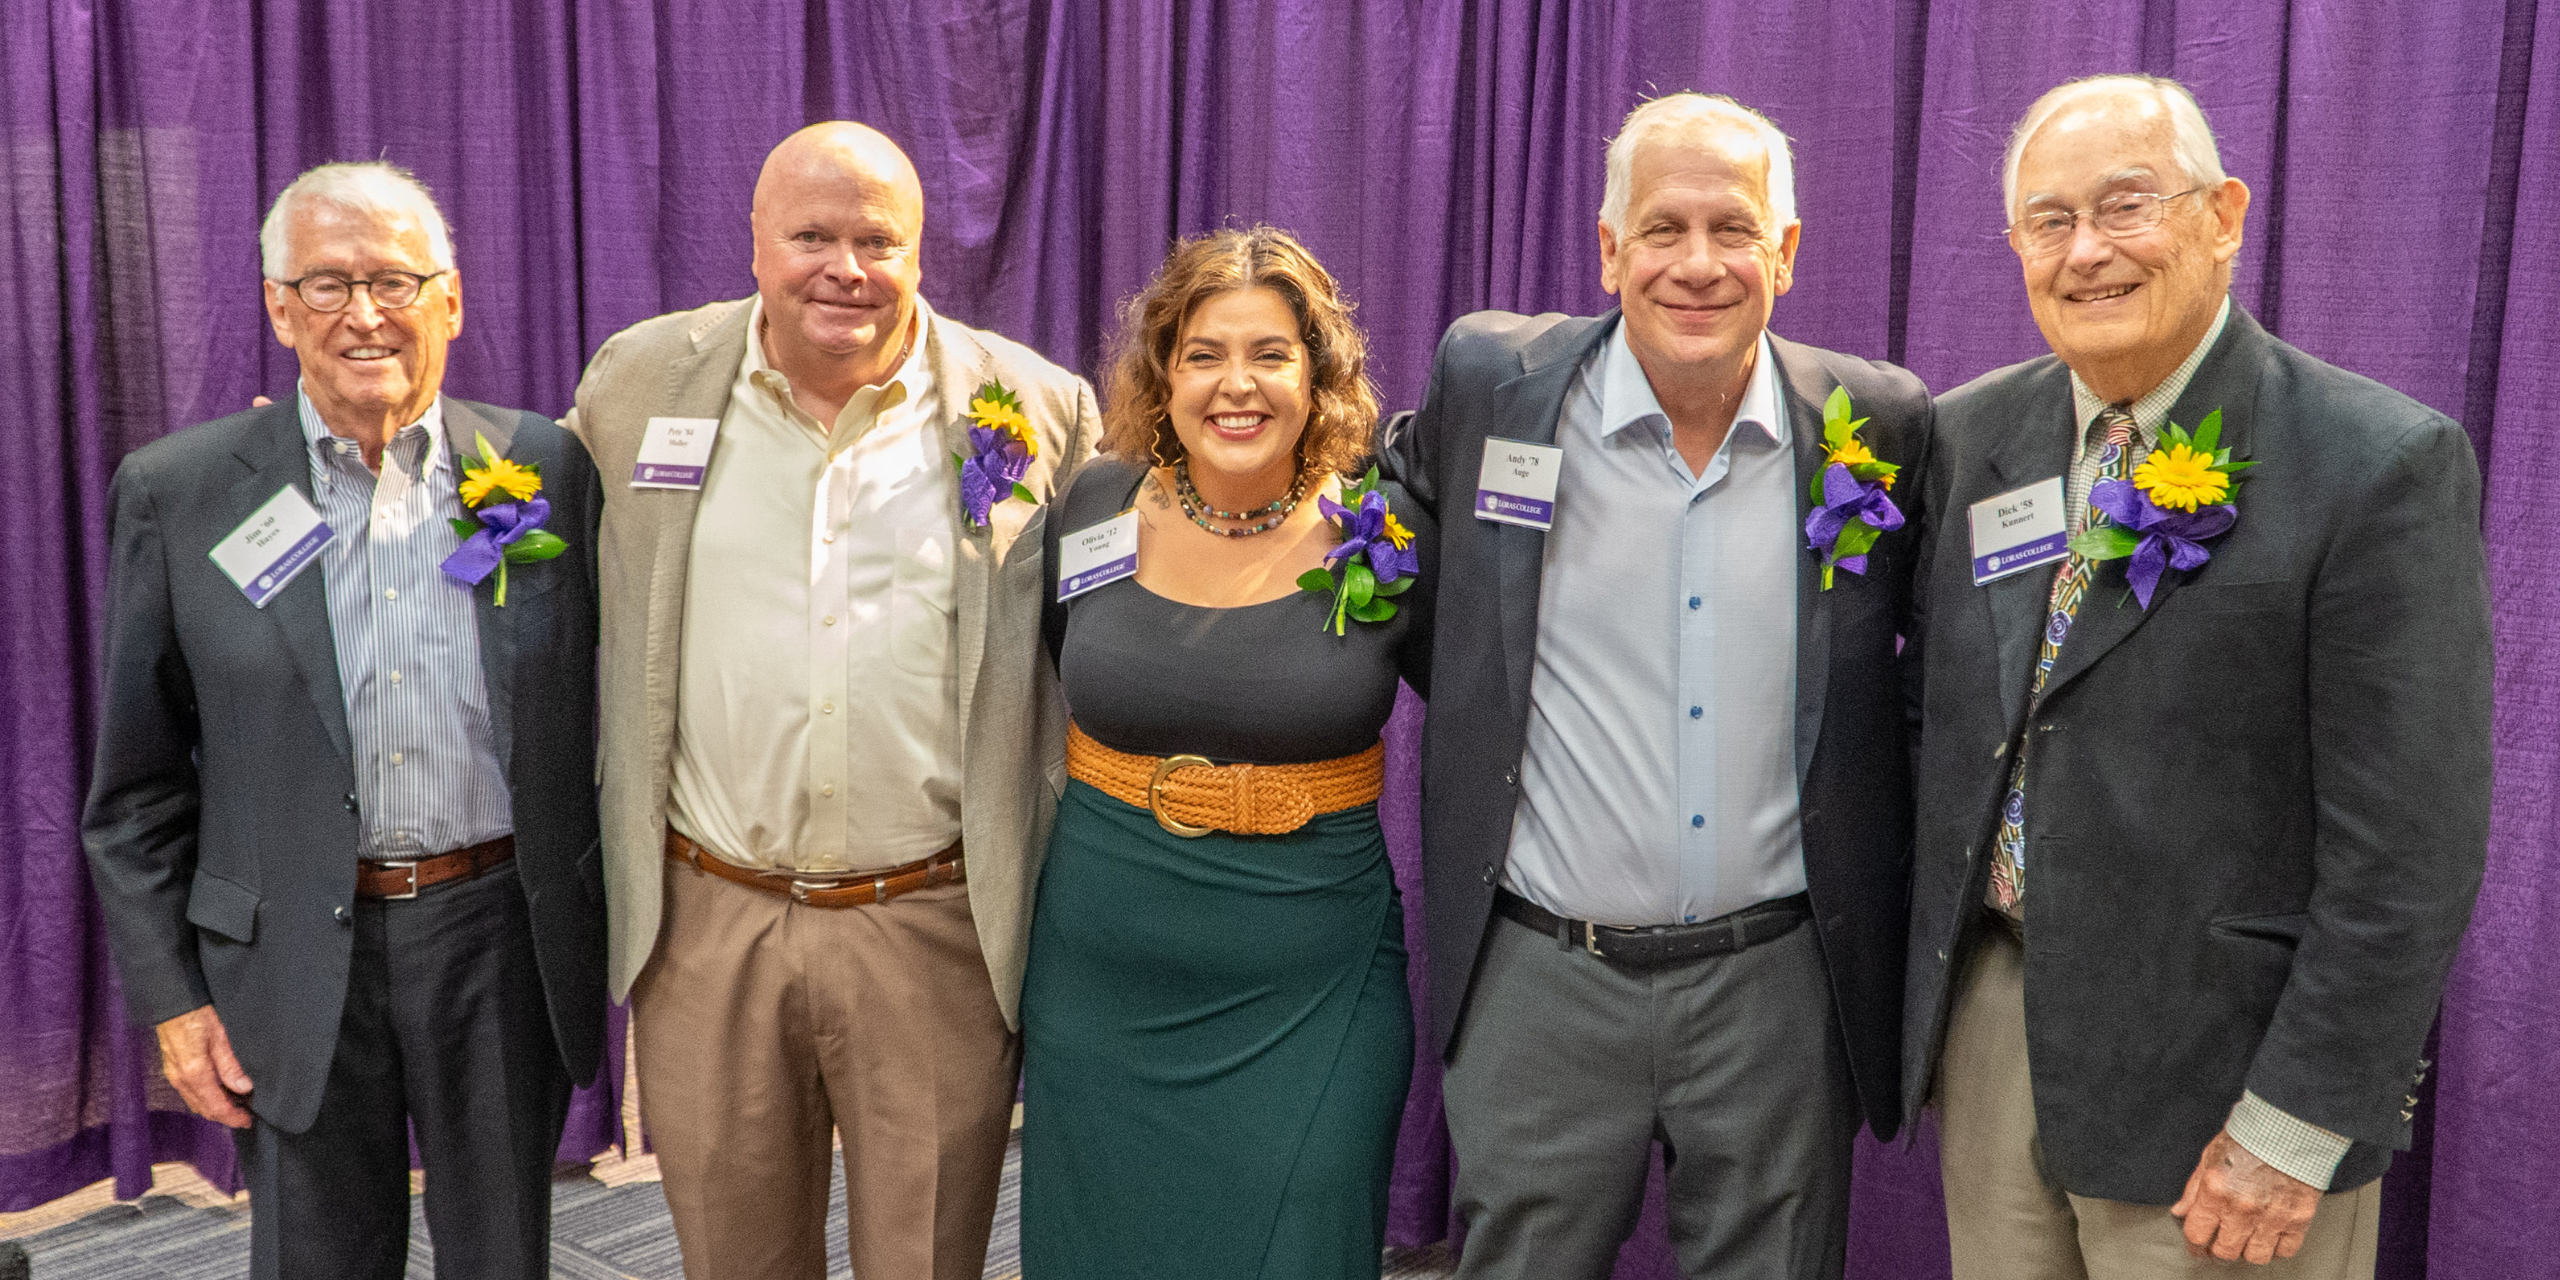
{"left": 383, "top": 588, "right": 398, "bottom": 601}
{"left": 822, "top": 533, "right": 836, "bottom": 544}
{"left": 1684, "top": 914, "right": 1697, "bottom": 924}
{"left": 1690, "top": 814, "right": 1705, "bottom": 829}
{"left": 1689, "top": 705, "right": 1702, "bottom": 719}
{"left": 820, "top": 784, "right": 836, "bottom": 798}
{"left": 390, "top": 752, "right": 404, "bottom": 765}
{"left": 389, "top": 670, "right": 403, "bottom": 685}
{"left": 820, "top": 703, "right": 834, "bottom": 715}
{"left": 1687, "top": 596, "right": 1701, "bottom": 610}
{"left": 823, "top": 615, "right": 837, "bottom": 626}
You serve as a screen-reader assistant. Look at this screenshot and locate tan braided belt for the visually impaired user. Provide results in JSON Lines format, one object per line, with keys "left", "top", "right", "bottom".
{"left": 1066, "top": 723, "right": 1386, "bottom": 838}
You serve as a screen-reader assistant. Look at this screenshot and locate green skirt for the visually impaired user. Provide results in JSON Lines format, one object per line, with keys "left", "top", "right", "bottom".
{"left": 1019, "top": 781, "right": 1412, "bottom": 1279}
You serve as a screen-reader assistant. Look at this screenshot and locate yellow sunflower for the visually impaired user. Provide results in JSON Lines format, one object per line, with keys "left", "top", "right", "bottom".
{"left": 460, "top": 455, "right": 542, "bottom": 507}
{"left": 1383, "top": 509, "right": 1415, "bottom": 550}
{"left": 2132, "top": 442, "right": 2230, "bottom": 512}
{"left": 971, "top": 397, "right": 1037, "bottom": 455}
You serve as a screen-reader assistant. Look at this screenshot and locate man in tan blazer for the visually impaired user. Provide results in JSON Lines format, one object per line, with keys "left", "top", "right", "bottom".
{"left": 565, "top": 122, "right": 1096, "bottom": 1280}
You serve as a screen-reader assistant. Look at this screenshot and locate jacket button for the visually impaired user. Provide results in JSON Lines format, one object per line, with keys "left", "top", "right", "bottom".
{"left": 1480, "top": 863, "right": 1497, "bottom": 886}
{"left": 1502, "top": 768, "right": 1518, "bottom": 789}
{"left": 343, "top": 793, "right": 359, "bottom": 813}
{"left": 333, "top": 905, "right": 349, "bottom": 924}
{"left": 1936, "top": 949, "right": 1949, "bottom": 963}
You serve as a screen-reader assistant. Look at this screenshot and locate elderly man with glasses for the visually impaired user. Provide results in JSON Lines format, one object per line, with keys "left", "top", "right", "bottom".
{"left": 84, "top": 160, "right": 606, "bottom": 1280}
{"left": 1901, "top": 74, "right": 2489, "bottom": 1278}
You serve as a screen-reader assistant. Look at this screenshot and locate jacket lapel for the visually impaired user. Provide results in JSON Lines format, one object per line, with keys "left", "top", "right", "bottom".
{"left": 2037, "top": 307, "right": 2265, "bottom": 706}
{"left": 446, "top": 399, "right": 520, "bottom": 774}
{"left": 922, "top": 302, "right": 1030, "bottom": 757}
{"left": 1770, "top": 338, "right": 1835, "bottom": 791}
{"left": 1977, "top": 362, "right": 2077, "bottom": 735}
{"left": 1493, "top": 314, "right": 1614, "bottom": 730}
{"left": 639, "top": 304, "right": 748, "bottom": 775}
{"left": 230, "top": 402, "right": 353, "bottom": 767}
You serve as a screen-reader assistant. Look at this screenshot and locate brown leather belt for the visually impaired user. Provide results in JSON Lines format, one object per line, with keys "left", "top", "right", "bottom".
{"left": 1066, "top": 722, "right": 1386, "bottom": 838}
{"left": 665, "top": 830, "right": 964, "bottom": 907}
{"left": 355, "top": 836, "right": 516, "bottom": 900}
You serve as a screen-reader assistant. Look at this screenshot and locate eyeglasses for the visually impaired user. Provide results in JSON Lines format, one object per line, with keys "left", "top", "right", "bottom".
{"left": 2006, "top": 187, "right": 2209, "bottom": 256}
{"left": 273, "top": 270, "right": 447, "bottom": 312}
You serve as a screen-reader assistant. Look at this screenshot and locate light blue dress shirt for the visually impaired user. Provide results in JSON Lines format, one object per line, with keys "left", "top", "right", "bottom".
{"left": 300, "top": 387, "right": 513, "bottom": 860}
{"left": 1503, "top": 329, "right": 1804, "bottom": 928}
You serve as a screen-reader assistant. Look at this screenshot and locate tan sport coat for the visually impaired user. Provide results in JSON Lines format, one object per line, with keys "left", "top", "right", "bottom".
{"left": 565, "top": 296, "right": 1098, "bottom": 1025}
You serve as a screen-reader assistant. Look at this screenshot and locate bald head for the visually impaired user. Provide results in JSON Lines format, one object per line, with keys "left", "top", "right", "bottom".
{"left": 750, "top": 121, "right": 926, "bottom": 393}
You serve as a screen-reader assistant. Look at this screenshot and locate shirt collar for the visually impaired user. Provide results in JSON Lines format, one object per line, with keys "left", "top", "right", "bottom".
{"left": 296, "top": 381, "right": 447, "bottom": 477}
{"left": 2069, "top": 294, "right": 2232, "bottom": 444}
{"left": 740, "top": 293, "right": 933, "bottom": 417}
{"left": 1598, "top": 324, "right": 1787, "bottom": 449}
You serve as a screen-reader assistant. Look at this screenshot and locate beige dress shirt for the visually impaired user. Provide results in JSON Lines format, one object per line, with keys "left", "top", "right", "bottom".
{"left": 667, "top": 298, "right": 964, "bottom": 873}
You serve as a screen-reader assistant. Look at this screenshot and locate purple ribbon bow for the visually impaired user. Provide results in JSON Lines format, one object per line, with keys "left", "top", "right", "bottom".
{"left": 1802, "top": 462, "right": 1905, "bottom": 576}
{"left": 2087, "top": 478, "right": 2237, "bottom": 608}
{"left": 1321, "top": 489, "right": 1419, "bottom": 583}
{"left": 959, "top": 425, "right": 1031, "bottom": 527}
{"left": 440, "top": 497, "right": 550, "bottom": 587}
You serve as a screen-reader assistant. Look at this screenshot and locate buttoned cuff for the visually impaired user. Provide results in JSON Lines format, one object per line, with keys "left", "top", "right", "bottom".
{"left": 2226, "top": 1091, "right": 2352, "bottom": 1191}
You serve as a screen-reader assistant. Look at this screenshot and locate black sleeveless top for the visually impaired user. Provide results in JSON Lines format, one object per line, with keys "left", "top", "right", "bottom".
{"left": 1043, "top": 457, "right": 1433, "bottom": 765}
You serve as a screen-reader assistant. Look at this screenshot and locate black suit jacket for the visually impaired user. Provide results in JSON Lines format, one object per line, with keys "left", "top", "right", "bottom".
{"left": 82, "top": 399, "right": 608, "bottom": 1134}
{"left": 1901, "top": 306, "right": 2490, "bottom": 1201}
{"left": 1383, "top": 310, "right": 1933, "bottom": 1140}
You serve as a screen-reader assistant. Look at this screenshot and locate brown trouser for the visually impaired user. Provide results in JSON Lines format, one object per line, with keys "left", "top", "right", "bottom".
{"left": 1936, "top": 923, "right": 2380, "bottom": 1280}
{"left": 631, "top": 856, "right": 1020, "bottom": 1280}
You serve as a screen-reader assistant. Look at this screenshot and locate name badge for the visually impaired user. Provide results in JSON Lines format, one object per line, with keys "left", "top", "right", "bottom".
{"left": 631, "top": 416, "right": 721, "bottom": 489}
{"left": 1057, "top": 509, "right": 1140, "bottom": 601}
{"left": 208, "top": 486, "right": 333, "bottom": 608}
{"left": 1474, "top": 437, "right": 1562, "bottom": 530}
{"left": 1968, "top": 476, "right": 2069, "bottom": 584}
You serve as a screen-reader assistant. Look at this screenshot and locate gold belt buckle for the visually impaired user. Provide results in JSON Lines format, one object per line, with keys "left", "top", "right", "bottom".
{"left": 1146, "top": 754, "right": 1216, "bottom": 838}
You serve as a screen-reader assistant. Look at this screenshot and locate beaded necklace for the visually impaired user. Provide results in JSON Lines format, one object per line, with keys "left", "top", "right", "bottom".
{"left": 1173, "top": 460, "right": 1306, "bottom": 538}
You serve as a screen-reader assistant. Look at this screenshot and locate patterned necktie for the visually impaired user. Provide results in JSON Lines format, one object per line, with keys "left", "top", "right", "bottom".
{"left": 1988, "top": 404, "right": 2136, "bottom": 917}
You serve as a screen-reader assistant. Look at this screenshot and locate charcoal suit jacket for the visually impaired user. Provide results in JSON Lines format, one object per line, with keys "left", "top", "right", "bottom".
{"left": 1901, "top": 304, "right": 2490, "bottom": 1201}
{"left": 1382, "top": 310, "right": 1933, "bottom": 1140}
{"left": 82, "top": 400, "right": 608, "bottom": 1134}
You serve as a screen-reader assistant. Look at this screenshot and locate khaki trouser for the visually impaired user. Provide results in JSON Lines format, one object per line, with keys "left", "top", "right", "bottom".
{"left": 1936, "top": 923, "right": 2380, "bottom": 1280}
{"left": 632, "top": 858, "right": 1019, "bottom": 1280}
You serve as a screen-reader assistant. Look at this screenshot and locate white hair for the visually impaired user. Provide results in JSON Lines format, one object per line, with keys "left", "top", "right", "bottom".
{"left": 259, "top": 161, "right": 454, "bottom": 280}
{"left": 2001, "top": 74, "right": 2227, "bottom": 222}
{"left": 1600, "top": 93, "right": 1798, "bottom": 235}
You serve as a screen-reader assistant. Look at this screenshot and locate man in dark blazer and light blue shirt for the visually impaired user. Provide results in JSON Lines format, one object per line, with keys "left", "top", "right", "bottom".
{"left": 1904, "top": 75, "right": 2488, "bottom": 1278}
{"left": 1383, "top": 94, "right": 1931, "bottom": 1278}
{"left": 82, "top": 162, "right": 605, "bottom": 1280}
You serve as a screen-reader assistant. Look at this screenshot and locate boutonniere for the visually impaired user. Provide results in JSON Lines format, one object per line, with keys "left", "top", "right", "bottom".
{"left": 954, "top": 380, "right": 1041, "bottom": 528}
{"left": 440, "top": 433, "right": 567, "bottom": 606}
{"left": 2066, "top": 408, "right": 2256, "bottom": 608}
{"left": 1803, "top": 387, "right": 1904, "bottom": 589}
{"left": 1296, "top": 466, "right": 1420, "bottom": 635}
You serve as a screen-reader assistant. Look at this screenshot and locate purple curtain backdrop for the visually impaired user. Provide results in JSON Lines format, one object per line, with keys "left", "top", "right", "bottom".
{"left": 6, "top": 2, "right": 2552, "bottom": 1276}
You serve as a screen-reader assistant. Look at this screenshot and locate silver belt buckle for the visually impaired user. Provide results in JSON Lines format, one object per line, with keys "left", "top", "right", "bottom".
{"left": 1583, "top": 921, "right": 1606, "bottom": 957}
{"left": 379, "top": 860, "right": 421, "bottom": 901}
{"left": 787, "top": 879, "right": 836, "bottom": 904}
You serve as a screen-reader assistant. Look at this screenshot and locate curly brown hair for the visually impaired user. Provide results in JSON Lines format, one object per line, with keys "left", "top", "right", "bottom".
{"left": 1099, "top": 226, "right": 1379, "bottom": 480}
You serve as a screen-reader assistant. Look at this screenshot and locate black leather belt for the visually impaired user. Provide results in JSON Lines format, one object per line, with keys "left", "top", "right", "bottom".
{"left": 1495, "top": 888, "right": 1810, "bottom": 969}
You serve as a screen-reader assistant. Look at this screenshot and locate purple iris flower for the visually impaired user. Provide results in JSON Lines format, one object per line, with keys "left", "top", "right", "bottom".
{"left": 2086, "top": 478, "right": 2237, "bottom": 608}
{"left": 440, "top": 497, "right": 551, "bottom": 587}
{"left": 1321, "top": 490, "right": 1419, "bottom": 583}
{"left": 959, "top": 425, "right": 1032, "bottom": 527}
{"left": 1802, "top": 462, "right": 1905, "bottom": 576}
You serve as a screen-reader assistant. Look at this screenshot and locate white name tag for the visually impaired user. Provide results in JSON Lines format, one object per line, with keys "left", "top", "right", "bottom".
{"left": 208, "top": 485, "right": 333, "bottom": 608}
{"left": 1057, "top": 509, "right": 1140, "bottom": 601}
{"left": 1969, "top": 476, "right": 2070, "bottom": 584}
{"left": 1474, "top": 437, "right": 1562, "bottom": 530}
{"left": 631, "top": 416, "right": 721, "bottom": 489}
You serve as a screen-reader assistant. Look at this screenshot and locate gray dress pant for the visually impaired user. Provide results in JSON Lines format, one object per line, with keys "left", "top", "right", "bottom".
{"left": 1444, "top": 908, "right": 1857, "bottom": 1280}
{"left": 235, "top": 861, "right": 570, "bottom": 1280}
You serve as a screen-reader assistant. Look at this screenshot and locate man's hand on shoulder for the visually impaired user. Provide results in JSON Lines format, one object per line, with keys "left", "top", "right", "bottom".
{"left": 155, "top": 1004, "right": 255, "bottom": 1129}
{"left": 2171, "top": 1128, "right": 2321, "bottom": 1264}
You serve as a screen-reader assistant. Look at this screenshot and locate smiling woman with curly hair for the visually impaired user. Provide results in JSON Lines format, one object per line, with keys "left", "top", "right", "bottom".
{"left": 1018, "top": 225, "right": 1434, "bottom": 1279}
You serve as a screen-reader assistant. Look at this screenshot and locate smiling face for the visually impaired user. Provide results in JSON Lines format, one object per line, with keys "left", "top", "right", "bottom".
{"left": 750, "top": 125, "right": 924, "bottom": 381}
{"left": 1164, "top": 286, "right": 1311, "bottom": 496}
{"left": 2010, "top": 90, "right": 2249, "bottom": 400}
{"left": 1597, "top": 124, "right": 1798, "bottom": 389}
{"left": 262, "top": 200, "right": 459, "bottom": 430}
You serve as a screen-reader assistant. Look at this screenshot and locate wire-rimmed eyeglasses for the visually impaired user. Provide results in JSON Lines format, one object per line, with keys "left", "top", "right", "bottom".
{"left": 2006, "top": 187, "right": 2209, "bottom": 257}
{"left": 272, "top": 270, "right": 448, "bottom": 312}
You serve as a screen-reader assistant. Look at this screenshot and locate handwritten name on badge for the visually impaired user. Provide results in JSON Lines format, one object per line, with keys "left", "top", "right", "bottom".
{"left": 1058, "top": 509, "right": 1140, "bottom": 601}
{"left": 1968, "top": 476, "right": 2069, "bottom": 585}
{"left": 209, "top": 485, "right": 332, "bottom": 608}
{"left": 631, "top": 416, "right": 721, "bottom": 489}
{"left": 1474, "top": 437, "right": 1562, "bottom": 531}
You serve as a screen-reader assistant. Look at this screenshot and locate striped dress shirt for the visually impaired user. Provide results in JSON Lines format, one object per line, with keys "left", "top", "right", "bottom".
{"left": 300, "top": 387, "right": 513, "bottom": 860}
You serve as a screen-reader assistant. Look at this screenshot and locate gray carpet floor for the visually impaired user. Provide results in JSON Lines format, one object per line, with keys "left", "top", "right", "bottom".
{"left": 12, "top": 1137, "right": 1458, "bottom": 1279}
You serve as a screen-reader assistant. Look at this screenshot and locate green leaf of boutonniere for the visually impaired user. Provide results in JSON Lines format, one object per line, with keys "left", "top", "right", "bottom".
{"left": 1296, "top": 567, "right": 1337, "bottom": 594}
{"left": 1345, "top": 561, "right": 1378, "bottom": 608}
{"left": 448, "top": 516, "right": 479, "bottom": 539}
{"left": 2067, "top": 523, "right": 2140, "bottom": 561}
{"left": 503, "top": 529, "right": 569, "bottom": 564}
{"left": 1011, "top": 481, "right": 1039, "bottom": 506}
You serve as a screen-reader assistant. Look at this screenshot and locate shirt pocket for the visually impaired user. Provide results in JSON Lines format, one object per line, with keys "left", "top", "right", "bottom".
{"left": 891, "top": 525, "right": 956, "bottom": 678}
